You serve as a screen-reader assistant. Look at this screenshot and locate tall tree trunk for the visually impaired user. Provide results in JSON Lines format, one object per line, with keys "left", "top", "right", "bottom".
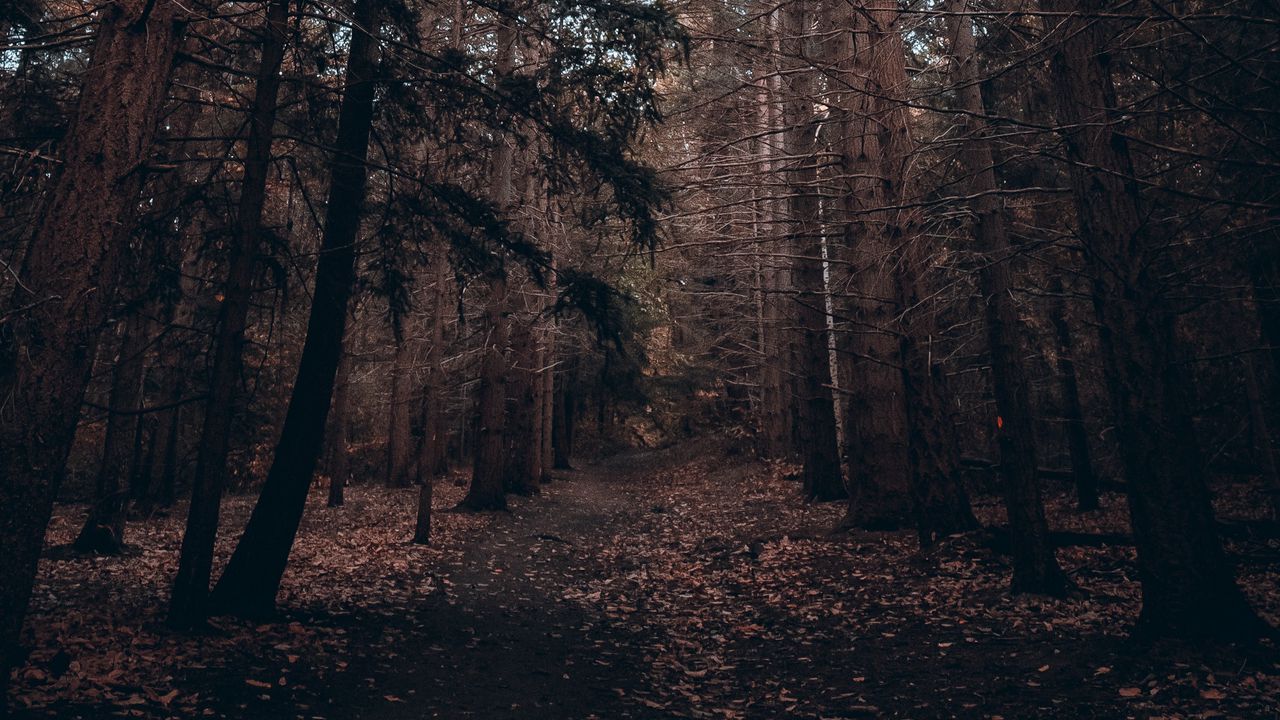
{"left": 412, "top": 264, "right": 446, "bottom": 543}
{"left": 756, "top": 34, "right": 793, "bottom": 460}
{"left": 503, "top": 283, "right": 541, "bottom": 496}
{"left": 1042, "top": 0, "right": 1268, "bottom": 638}
{"left": 781, "top": 0, "right": 844, "bottom": 503}
{"left": 461, "top": 18, "right": 518, "bottom": 511}
{"left": 0, "top": 0, "right": 185, "bottom": 704}
{"left": 833, "top": 0, "right": 912, "bottom": 528}
{"left": 947, "top": 0, "right": 1067, "bottom": 594}
{"left": 539, "top": 279, "right": 555, "bottom": 483}
{"left": 168, "top": 0, "right": 292, "bottom": 627}
{"left": 326, "top": 329, "right": 354, "bottom": 507}
{"left": 552, "top": 357, "right": 574, "bottom": 469}
{"left": 75, "top": 311, "right": 153, "bottom": 554}
{"left": 1048, "top": 274, "right": 1099, "bottom": 511}
{"left": 386, "top": 332, "right": 415, "bottom": 488}
{"left": 205, "top": 0, "right": 381, "bottom": 619}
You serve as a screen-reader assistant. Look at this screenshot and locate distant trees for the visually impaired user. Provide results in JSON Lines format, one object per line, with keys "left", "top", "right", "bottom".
{"left": 663, "top": 0, "right": 1277, "bottom": 634}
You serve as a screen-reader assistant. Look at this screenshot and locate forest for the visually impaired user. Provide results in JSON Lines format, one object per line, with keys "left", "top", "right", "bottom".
{"left": 1, "top": 0, "right": 1279, "bottom": 717}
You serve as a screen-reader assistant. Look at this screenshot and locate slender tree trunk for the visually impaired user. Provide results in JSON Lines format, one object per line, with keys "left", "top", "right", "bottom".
{"left": 1048, "top": 274, "right": 1099, "bottom": 511}
{"left": 169, "top": 0, "right": 292, "bottom": 627}
{"left": 503, "top": 283, "right": 541, "bottom": 496}
{"left": 386, "top": 332, "right": 415, "bottom": 488}
{"left": 1043, "top": 0, "right": 1268, "bottom": 638}
{"left": 781, "top": 0, "right": 844, "bottom": 503}
{"left": 756, "top": 37, "right": 793, "bottom": 460}
{"left": 0, "top": 0, "right": 185, "bottom": 703}
{"left": 326, "top": 330, "right": 354, "bottom": 507}
{"left": 206, "top": 0, "right": 381, "bottom": 619}
{"left": 461, "top": 18, "right": 518, "bottom": 511}
{"left": 75, "top": 311, "right": 154, "bottom": 554}
{"left": 947, "top": 0, "right": 1067, "bottom": 594}
{"left": 412, "top": 271, "right": 445, "bottom": 542}
{"left": 539, "top": 258, "right": 555, "bottom": 483}
{"left": 552, "top": 361, "right": 574, "bottom": 469}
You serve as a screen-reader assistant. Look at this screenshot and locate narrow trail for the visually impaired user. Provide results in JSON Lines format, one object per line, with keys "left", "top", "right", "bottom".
{"left": 303, "top": 444, "right": 710, "bottom": 720}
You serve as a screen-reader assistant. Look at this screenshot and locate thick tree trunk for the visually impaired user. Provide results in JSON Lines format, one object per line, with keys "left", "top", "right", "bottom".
{"left": 168, "top": 0, "right": 292, "bottom": 627}
{"left": 831, "top": 1, "right": 912, "bottom": 528}
{"left": 1043, "top": 0, "right": 1268, "bottom": 638}
{"left": 75, "top": 312, "right": 153, "bottom": 554}
{"left": 834, "top": 2, "right": 972, "bottom": 535}
{"left": 781, "top": 0, "right": 844, "bottom": 503}
{"left": 205, "top": 0, "right": 381, "bottom": 619}
{"left": 947, "top": 0, "right": 1067, "bottom": 594}
{"left": 0, "top": 0, "right": 185, "bottom": 704}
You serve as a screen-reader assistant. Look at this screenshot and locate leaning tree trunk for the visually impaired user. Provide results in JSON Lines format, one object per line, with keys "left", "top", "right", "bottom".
{"left": 206, "top": 0, "right": 381, "bottom": 619}
{"left": 168, "top": 0, "right": 292, "bottom": 627}
{"left": 781, "top": 0, "right": 844, "bottom": 503}
{"left": 0, "top": 0, "right": 185, "bottom": 704}
{"left": 1043, "top": 0, "right": 1268, "bottom": 638}
{"left": 947, "top": 0, "right": 1068, "bottom": 594}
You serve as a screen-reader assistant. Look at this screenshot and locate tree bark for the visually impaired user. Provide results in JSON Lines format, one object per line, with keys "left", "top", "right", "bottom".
{"left": 832, "top": 1, "right": 913, "bottom": 527}
{"left": 781, "top": 0, "right": 845, "bottom": 503}
{"left": 1048, "top": 274, "right": 1099, "bottom": 511}
{"left": 1043, "top": 0, "right": 1268, "bottom": 637}
{"left": 205, "top": 0, "right": 381, "bottom": 619}
{"left": 947, "top": 0, "right": 1068, "bottom": 594}
{"left": 461, "top": 18, "right": 518, "bottom": 511}
{"left": 0, "top": 0, "right": 185, "bottom": 703}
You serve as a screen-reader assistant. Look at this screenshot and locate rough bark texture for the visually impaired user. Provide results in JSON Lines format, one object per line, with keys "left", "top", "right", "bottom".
{"left": 947, "top": 0, "right": 1067, "bottom": 594}
{"left": 0, "top": 0, "right": 185, "bottom": 702}
{"left": 169, "top": 0, "right": 291, "bottom": 627}
{"left": 1044, "top": 0, "right": 1268, "bottom": 637}
{"left": 756, "top": 44, "right": 793, "bottom": 461}
{"left": 781, "top": 0, "right": 845, "bottom": 503}
{"left": 206, "top": 0, "right": 380, "bottom": 619}
{"left": 832, "top": 1, "right": 913, "bottom": 528}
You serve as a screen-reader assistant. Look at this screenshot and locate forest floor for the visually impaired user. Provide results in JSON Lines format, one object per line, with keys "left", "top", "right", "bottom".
{"left": 10, "top": 438, "right": 1280, "bottom": 719}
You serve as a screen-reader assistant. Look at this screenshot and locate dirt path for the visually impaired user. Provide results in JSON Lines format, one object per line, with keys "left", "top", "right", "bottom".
{"left": 32, "top": 440, "right": 1271, "bottom": 719}
{"left": 332, "top": 448, "right": 689, "bottom": 719}
{"left": 193, "top": 444, "right": 707, "bottom": 720}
